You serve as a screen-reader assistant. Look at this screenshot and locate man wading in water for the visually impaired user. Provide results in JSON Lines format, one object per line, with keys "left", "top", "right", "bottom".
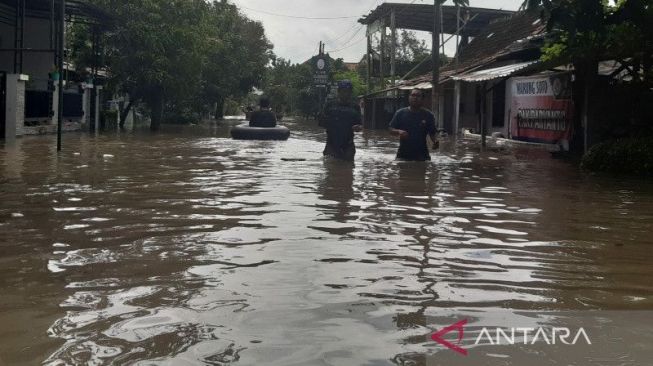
{"left": 389, "top": 89, "right": 439, "bottom": 161}
{"left": 318, "top": 80, "right": 363, "bottom": 161}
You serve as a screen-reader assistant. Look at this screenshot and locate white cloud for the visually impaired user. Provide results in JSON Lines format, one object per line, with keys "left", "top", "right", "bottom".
{"left": 230, "top": 0, "right": 524, "bottom": 63}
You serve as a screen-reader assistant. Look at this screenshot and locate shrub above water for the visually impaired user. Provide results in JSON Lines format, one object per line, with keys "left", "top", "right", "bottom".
{"left": 581, "top": 137, "right": 653, "bottom": 177}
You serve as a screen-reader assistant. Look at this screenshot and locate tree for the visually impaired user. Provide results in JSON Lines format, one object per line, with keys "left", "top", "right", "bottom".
{"left": 333, "top": 70, "right": 365, "bottom": 98}
{"left": 523, "top": 0, "right": 653, "bottom": 147}
{"left": 85, "top": 0, "right": 273, "bottom": 129}
{"left": 263, "top": 58, "right": 314, "bottom": 115}
{"left": 360, "top": 30, "right": 448, "bottom": 91}
{"left": 201, "top": 1, "right": 273, "bottom": 119}
{"left": 93, "top": 0, "right": 211, "bottom": 130}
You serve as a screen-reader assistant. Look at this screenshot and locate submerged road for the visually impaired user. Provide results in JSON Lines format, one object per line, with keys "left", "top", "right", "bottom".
{"left": 1, "top": 118, "right": 652, "bottom": 365}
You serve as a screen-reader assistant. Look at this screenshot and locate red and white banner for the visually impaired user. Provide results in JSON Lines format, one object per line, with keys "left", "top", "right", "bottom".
{"left": 509, "top": 73, "right": 574, "bottom": 145}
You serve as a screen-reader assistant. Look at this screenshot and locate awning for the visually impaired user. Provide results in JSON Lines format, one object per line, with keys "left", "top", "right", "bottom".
{"left": 452, "top": 61, "right": 540, "bottom": 82}
{"left": 399, "top": 82, "right": 432, "bottom": 90}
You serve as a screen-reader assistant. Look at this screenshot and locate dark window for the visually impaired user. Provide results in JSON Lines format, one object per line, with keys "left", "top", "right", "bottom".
{"left": 25, "top": 90, "right": 51, "bottom": 119}
{"left": 63, "top": 92, "right": 84, "bottom": 118}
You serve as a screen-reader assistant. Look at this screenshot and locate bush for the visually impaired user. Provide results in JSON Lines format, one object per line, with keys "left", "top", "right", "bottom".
{"left": 101, "top": 110, "right": 118, "bottom": 129}
{"left": 581, "top": 137, "right": 653, "bottom": 177}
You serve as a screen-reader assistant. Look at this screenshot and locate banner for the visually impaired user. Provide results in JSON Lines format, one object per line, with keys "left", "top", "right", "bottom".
{"left": 509, "top": 73, "right": 574, "bottom": 145}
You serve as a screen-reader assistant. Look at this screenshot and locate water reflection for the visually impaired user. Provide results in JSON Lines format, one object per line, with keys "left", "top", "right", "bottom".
{"left": 0, "top": 120, "right": 652, "bottom": 365}
{"left": 316, "top": 158, "right": 355, "bottom": 224}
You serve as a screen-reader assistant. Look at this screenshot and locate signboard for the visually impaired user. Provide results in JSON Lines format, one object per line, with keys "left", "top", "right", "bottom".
{"left": 313, "top": 55, "right": 329, "bottom": 86}
{"left": 509, "top": 73, "right": 574, "bottom": 145}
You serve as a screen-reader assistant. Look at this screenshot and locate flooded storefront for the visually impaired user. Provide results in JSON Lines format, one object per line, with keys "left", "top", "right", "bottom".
{"left": 1, "top": 119, "right": 652, "bottom": 365}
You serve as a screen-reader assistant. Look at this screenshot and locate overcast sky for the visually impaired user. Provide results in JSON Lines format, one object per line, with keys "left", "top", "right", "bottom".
{"left": 229, "top": 0, "right": 525, "bottom": 63}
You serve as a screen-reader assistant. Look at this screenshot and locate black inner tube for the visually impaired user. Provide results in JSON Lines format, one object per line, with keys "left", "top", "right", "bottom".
{"left": 231, "top": 124, "right": 290, "bottom": 141}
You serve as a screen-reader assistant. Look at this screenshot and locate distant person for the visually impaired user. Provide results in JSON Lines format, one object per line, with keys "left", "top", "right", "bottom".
{"left": 389, "top": 89, "right": 439, "bottom": 161}
{"left": 318, "top": 80, "right": 363, "bottom": 161}
{"left": 249, "top": 96, "right": 277, "bottom": 127}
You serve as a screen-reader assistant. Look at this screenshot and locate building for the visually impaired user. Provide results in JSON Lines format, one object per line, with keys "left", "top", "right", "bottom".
{"left": 358, "top": 4, "right": 518, "bottom": 126}
{"left": 0, "top": 0, "right": 111, "bottom": 141}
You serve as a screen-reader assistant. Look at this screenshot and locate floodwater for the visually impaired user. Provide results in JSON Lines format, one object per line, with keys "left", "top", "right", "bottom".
{"left": 0, "top": 118, "right": 652, "bottom": 365}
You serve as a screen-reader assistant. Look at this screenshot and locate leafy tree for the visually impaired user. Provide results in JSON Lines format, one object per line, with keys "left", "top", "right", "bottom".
{"left": 333, "top": 70, "right": 365, "bottom": 98}
{"left": 523, "top": 0, "right": 653, "bottom": 146}
{"left": 84, "top": 0, "right": 272, "bottom": 129}
{"left": 202, "top": 1, "right": 273, "bottom": 119}
{"left": 263, "top": 57, "right": 314, "bottom": 115}
{"left": 93, "top": 0, "right": 211, "bottom": 130}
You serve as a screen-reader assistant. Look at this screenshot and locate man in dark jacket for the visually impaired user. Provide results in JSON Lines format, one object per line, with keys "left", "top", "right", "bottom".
{"left": 318, "top": 80, "right": 363, "bottom": 161}
{"left": 389, "top": 89, "right": 439, "bottom": 161}
{"left": 249, "top": 96, "right": 277, "bottom": 127}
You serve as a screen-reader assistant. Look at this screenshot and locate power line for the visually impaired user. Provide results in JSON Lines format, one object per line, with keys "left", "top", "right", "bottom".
{"left": 327, "top": 0, "right": 422, "bottom": 55}
{"left": 328, "top": 37, "right": 367, "bottom": 54}
{"left": 326, "top": 25, "right": 364, "bottom": 53}
{"left": 237, "top": 5, "right": 358, "bottom": 20}
{"left": 326, "top": 0, "right": 383, "bottom": 44}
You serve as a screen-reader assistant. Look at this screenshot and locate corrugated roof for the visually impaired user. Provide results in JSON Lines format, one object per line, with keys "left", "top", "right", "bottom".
{"left": 452, "top": 61, "right": 540, "bottom": 82}
{"left": 392, "top": 11, "right": 546, "bottom": 90}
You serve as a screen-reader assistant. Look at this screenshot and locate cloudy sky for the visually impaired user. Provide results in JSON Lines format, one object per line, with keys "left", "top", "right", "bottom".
{"left": 230, "top": 0, "right": 525, "bottom": 63}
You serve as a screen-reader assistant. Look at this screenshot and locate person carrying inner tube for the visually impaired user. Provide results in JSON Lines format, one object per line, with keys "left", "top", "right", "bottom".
{"left": 318, "top": 80, "right": 363, "bottom": 161}
{"left": 249, "top": 96, "right": 277, "bottom": 127}
{"left": 389, "top": 88, "right": 439, "bottom": 161}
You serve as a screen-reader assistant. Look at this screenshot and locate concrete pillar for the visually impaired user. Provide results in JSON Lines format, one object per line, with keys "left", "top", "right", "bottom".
{"left": 4, "top": 74, "right": 28, "bottom": 140}
{"left": 123, "top": 93, "right": 134, "bottom": 129}
{"left": 51, "top": 82, "right": 59, "bottom": 126}
{"left": 94, "top": 85, "right": 103, "bottom": 133}
{"left": 81, "top": 82, "right": 93, "bottom": 131}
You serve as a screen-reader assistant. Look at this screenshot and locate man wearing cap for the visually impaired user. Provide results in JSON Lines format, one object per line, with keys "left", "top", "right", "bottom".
{"left": 318, "top": 80, "right": 363, "bottom": 161}
{"left": 389, "top": 88, "right": 439, "bottom": 161}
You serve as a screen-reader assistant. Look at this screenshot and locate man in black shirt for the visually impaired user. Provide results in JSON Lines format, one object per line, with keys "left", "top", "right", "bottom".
{"left": 318, "top": 80, "right": 363, "bottom": 161}
{"left": 249, "top": 96, "right": 277, "bottom": 127}
{"left": 389, "top": 89, "right": 439, "bottom": 161}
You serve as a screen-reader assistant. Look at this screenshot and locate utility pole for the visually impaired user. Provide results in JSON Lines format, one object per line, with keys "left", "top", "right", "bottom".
{"left": 431, "top": 1, "right": 442, "bottom": 122}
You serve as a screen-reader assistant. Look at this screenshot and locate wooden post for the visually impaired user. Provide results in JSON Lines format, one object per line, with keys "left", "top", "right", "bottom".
{"left": 366, "top": 27, "right": 372, "bottom": 93}
{"left": 454, "top": 81, "right": 461, "bottom": 136}
{"left": 390, "top": 9, "right": 396, "bottom": 90}
{"left": 380, "top": 22, "right": 385, "bottom": 90}
{"left": 481, "top": 82, "right": 487, "bottom": 147}
{"left": 583, "top": 82, "right": 589, "bottom": 153}
{"left": 372, "top": 97, "right": 378, "bottom": 129}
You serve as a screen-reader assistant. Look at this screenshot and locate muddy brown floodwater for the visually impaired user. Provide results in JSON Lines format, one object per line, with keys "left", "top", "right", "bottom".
{"left": 1, "top": 118, "right": 652, "bottom": 365}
